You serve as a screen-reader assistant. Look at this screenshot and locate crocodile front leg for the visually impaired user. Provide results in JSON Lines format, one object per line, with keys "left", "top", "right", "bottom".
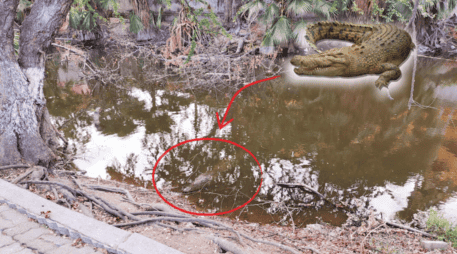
{"left": 373, "top": 63, "right": 402, "bottom": 89}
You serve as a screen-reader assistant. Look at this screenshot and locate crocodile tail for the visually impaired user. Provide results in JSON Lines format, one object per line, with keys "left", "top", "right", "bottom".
{"left": 305, "top": 21, "right": 374, "bottom": 52}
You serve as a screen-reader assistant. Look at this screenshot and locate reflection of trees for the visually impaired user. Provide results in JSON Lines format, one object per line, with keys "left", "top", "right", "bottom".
{"left": 231, "top": 83, "right": 438, "bottom": 186}
{"left": 44, "top": 58, "right": 197, "bottom": 177}
{"left": 398, "top": 106, "right": 457, "bottom": 221}
{"left": 153, "top": 140, "right": 261, "bottom": 213}
{"left": 221, "top": 72, "right": 448, "bottom": 224}
{"left": 46, "top": 55, "right": 457, "bottom": 225}
{"left": 45, "top": 59, "right": 198, "bottom": 140}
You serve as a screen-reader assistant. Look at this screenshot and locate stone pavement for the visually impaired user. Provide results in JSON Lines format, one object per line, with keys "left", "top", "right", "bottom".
{"left": 0, "top": 179, "right": 184, "bottom": 254}
{"left": 0, "top": 202, "right": 104, "bottom": 254}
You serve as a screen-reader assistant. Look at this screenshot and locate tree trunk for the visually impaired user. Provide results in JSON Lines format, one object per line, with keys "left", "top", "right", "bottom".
{"left": 0, "top": 0, "right": 73, "bottom": 167}
{"left": 224, "top": 0, "right": 233, "bottom": 27}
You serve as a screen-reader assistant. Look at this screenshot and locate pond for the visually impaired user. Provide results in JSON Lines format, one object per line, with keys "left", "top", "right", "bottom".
{"left": 44, "top": 51, "right": 457, "bottom": 228}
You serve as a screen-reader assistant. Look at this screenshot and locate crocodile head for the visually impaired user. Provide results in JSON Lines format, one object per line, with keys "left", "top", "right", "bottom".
{"left": 182, "top": 173, "right": 213, "bottom": 193}
{"left": 291, "top": 50, "right": 351, "bottom": 77}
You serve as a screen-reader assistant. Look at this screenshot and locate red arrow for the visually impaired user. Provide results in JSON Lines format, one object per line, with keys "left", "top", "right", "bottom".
{"left": 216, "top": 75, "right": 281, "bottom": 129}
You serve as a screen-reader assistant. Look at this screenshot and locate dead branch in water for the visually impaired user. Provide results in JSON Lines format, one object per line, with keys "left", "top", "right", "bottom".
{"left": 276, "top": 182, "right": 437, "bottom": 240}
{"left": 276, "top": 182, "right": 354, "bottom": 214}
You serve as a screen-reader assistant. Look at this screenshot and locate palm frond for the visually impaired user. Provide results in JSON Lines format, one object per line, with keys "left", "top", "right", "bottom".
{"left": 313, "top": 0, "right": 335, "bottom": 19}
{"left": 292, "top": 20, "right": 308, "bottom": 44}
{"left": 262, "top": 3, "right": 280, "bottom": 24}
{"left": 238, "top": 0, "right": 266, "bottom": 22}
{"left": 130, "top": 13, "right": 144, "bottom": 34}
{"left": 261, "top": 29, "right": 274, "bottom": 46}
{"left": 287, "top": 0, "right": 312, "bottom": 16}
{"left": 270, "top": 16, "right": 292, "bottom": 45}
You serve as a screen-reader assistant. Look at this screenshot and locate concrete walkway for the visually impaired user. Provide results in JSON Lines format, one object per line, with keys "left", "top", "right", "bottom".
{"left": 0, "top": 179, "right": 183, "bottom": 254}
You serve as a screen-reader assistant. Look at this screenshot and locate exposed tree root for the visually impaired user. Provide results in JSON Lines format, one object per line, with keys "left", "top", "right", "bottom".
{"left": 10, "top": 174, "right": 305, "bottom": 253}
{"left": 0, "top": 165, "right": 30, "bottom": 171}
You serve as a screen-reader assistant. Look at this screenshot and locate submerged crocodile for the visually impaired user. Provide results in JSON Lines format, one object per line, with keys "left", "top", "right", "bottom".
{"left": 182, "top": 159, "right": 236, "bottom": 193}
{"left": 182, "top": 172, "right": 213, "bottom": 193}
{"left": 290, "top": 22, "right": 415, "bottom": 89}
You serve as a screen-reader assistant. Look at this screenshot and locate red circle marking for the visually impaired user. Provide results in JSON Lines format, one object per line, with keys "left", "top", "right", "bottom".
{"left": 152, "top": 138, "right": 263, "bottom": 216}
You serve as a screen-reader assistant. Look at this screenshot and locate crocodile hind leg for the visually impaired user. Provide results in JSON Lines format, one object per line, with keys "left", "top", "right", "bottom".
{"left": 374, "top": 63, "right": 402, "bottom": 89}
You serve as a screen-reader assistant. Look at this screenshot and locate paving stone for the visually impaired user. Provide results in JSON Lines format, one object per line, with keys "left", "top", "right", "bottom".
{"left": 3, "top": 221, "right": 39, "bottom": 236}
{"left": 1, "top": 179, "right": 182, "bottom": 254}
{"left": 27, "top": 238, "right": 56, "bottom": 253}
{"left": 0, "top": 233, "right": 15, "bottom": 247}
{"left": 39, "top": 233, "right": 72, "bottom": 246}
{"left": 16, "top": 247, "right": 36, "bottom": 254}
{"left": 0, "top": 217, "right": 15, "bottom": 230}
{"left": 0, "top": 209, "right": 29, "bottom": 224}
{"left": 15, "top": 227, "right": 53, "bottom": 244}
{"left": 48, "top": 243, "right": 101, "bottom": 254}
{"left": 0, "top": 242, "right": 26, "bottom": 254}
{"left": 119, "top": 233, "right": 184, "bottom": 254}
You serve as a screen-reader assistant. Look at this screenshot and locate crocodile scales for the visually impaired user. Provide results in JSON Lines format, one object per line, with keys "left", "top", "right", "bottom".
{"left": 290, "top": 21, "right": 415, "bottom": 89}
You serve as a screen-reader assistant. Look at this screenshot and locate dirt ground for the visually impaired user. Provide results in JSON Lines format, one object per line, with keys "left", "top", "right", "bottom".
{"left": 1, "top": 167, "right": 456, "bottom": 254}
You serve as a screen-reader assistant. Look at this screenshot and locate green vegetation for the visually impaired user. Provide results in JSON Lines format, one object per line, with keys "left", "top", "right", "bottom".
{"left": 13, "top": 30, "right": 20, "bottom": 55}
{"left": 236, "top": 0, "right": 456, "bottom": 50}
{"left": 129, "top": 12, "right": 144, "bottom": 33}
{"left": 13, "top": 0, "right": 457, "bottom": 60}
{"left": 420, "top": 0, "right": 457, "bottom": 20}
{"left": 16, "top": 0, "right": 33, "bottom": 24}
{"left": 427, "top": 209, "right": 457, "bottom": 248}
{"left": 236, "top": 0, "right": 335, "bottom": 48}
{"left": 69, "top": 0, "right": 122, "bottom": 31}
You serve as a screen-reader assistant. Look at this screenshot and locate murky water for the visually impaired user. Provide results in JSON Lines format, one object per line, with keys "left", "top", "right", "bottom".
{"left": 44, "top": 51, "right": 457, "bottom": 227}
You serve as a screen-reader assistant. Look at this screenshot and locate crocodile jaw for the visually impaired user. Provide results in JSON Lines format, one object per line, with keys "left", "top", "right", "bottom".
{"left": 291, "top": 54, "right": 349, "bottom": 77}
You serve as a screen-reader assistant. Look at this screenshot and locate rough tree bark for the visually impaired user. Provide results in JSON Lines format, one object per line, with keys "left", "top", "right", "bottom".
{"left": 224, "top": 0, "right": 233, "bottom": 27}
{"left": 0, "top": 0, "right": 73, "bottom": 167}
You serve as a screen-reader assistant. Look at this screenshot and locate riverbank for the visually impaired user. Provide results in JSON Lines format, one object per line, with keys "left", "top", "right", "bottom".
{"left": 1, "top": 167, "right": 454, "bottom": 253}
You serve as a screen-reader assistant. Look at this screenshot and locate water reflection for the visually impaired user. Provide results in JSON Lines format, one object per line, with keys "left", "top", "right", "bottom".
{"left": 44, "top": 54, "right": 457, "bottom": 226}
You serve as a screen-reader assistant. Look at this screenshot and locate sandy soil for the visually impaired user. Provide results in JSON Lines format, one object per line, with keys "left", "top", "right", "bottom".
{"left": 1, "top": 167, "right": 455, "bottom": 254}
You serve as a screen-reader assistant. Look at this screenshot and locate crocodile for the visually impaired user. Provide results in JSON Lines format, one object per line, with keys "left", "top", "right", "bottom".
{"left": 182, "top": 159, "right": 236, "bottom": 193}
{"left": 182, "top": 172, "right": 213, "bottom": 193}
{"left": 290, "top": 21, "right": 415, "bottom": 89}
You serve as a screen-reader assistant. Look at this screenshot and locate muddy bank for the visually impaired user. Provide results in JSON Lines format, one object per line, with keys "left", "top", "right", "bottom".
{"left": 1, "top": 167, "right": 454, "bottom": 253}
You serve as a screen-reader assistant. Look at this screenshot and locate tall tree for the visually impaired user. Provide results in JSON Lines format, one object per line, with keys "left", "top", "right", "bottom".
{"left": 0, "top": 0, "right": 73, "bottom": 166}
{"left": 224, "top": 0, "right": 233, "bottom": 27}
